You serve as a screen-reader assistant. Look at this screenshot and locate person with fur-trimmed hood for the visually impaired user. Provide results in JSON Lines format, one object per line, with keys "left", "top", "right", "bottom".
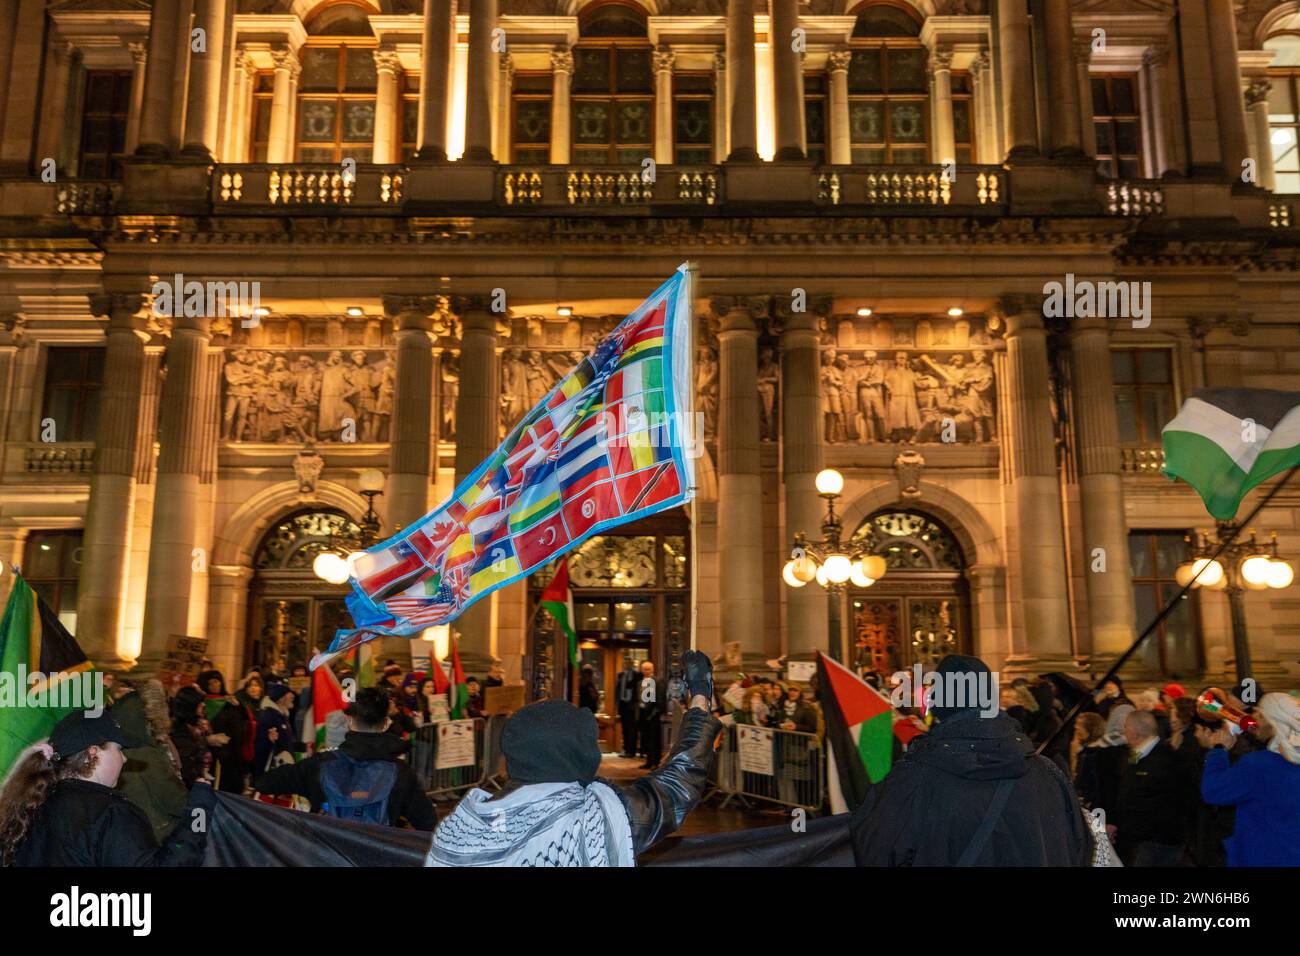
{"left": 425, "top": 650, "right": 721, "bottom": 867}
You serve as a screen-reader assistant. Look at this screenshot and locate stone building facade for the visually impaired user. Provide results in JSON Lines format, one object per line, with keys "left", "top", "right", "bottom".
{"left": 1, "top": 0, "right": 1300, "bottom": 699}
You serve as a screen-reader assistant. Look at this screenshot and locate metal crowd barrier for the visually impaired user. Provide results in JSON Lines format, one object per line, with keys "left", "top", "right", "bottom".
{"left": 708, "top": 723, "right": 825, "bottom": 813}
{"left": 408, "top": 715, "right": 511, "bottom": 799}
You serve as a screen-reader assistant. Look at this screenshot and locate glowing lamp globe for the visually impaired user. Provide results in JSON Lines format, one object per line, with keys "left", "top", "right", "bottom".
{"left": 823, "top": 553, "right": 853, "bottom": 584}
{"left": 783, "top": 560, "right": 809, "bottom": 588}
{"left": 358, "top": 468, "right": 386, "bottom": 493}
{"left": 815, "top": 469, "right": 844, "bottom": 496}
{"left": 849, "top": 561, "right": 875, "bottom": 588}
{"left": 815, "top": 564, "right": 829, "bottom": 587}
{"left": 1240, "top": 555, "right": 1274, "bottom": 590}
{"left": 1174, "top": 561, "right": 1197, "bottom": 589}
{"left": 790, "top": 553, "right": 819, "bottom": 583}
{"left": 860, "top": 555, "right": 887, "bottom": 580}
{"left": 1192, "top": 557, "right": 1225, "bottom": 589}
{"left": 1266, "top": 560, "right": 1295, "bottom": 590}
{"left": 313, "top": 551, "right": 350, "bottom": 585}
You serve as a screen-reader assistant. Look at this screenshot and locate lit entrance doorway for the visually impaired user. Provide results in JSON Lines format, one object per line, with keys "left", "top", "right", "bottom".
{"left": 527, "top": 508, "right": 690, "bottom": 752}
{"left": 245, "top": 510, "right": 360, "bottom": 671}
{"left": 848, "top": 510, "right": 970, "bottom": 678}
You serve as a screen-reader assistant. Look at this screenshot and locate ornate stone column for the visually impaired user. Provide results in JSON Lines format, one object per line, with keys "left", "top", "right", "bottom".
{"left": 181, "top": 0, "right": 228, "bottom": 159}
{"left": 227, "top": 51, "right": 257, "bottom": 163}
{"left": 385, "top": 296, "right": 439, "bottom": 529}
{"left": 267, "top": 47, "right": 300, "bottom": 164}
{"left": 713, "top": 296, "right": 766, "bottom": 669}
{"left": 1206, "top": 0, "right": 1250, "bottom": 181}
{"left": 928, "top": 49, "right": 955, "bottom": 165}
{"left": 1144, "top": 44, "right": 1175, "bottom": 176}
{"left": 1001, "top": 296, "right": 1072, "bottom": 667}
{"left": 37, "top": 40, "right": 79, "bottom": 174}
{"left": 780, "top": 299, "right": 827, "bottom": 657}
{"left": 549, "top": 48, "right": 573, "bottom": 165}
{"left": 373, "top": 46, "right": 402, "bottom": 164}
{"left": 0, "top": 0, "right": 50, "bottom": 171}
{"left": 654, "top": 47, "right": 676, "bottom": 165}
{"left": 725, "top": 0, "right": 759, "bottom": 161}
{"left": 463, "top": 0, "right": 498, "bottom": 162}
{"left": 1071, "top": 39, "right": 1099, "bottom": 161}
{"left": 996, "top": 0, "right": 1038, "bottom": 158}
{"left": 418, "top": 0, "right": 455, "bottom": 160}
{"left": 827, "top": 48, "right": 851, "bottom": 165}
{"left": 139, "top": 313, "right": 213, "bottom": 673}
{"left": 136, "top": 0, "right": 184, "bottom": 155}
{"left": 971, "top": 48, "right": 993, "bottom": 164}
{"left": 1177, "top": 0, "right": 1222, "bottom": 173}
{"left": 78, "top": 295, "right": 150, "bottom": 670}
{"left": 770, "top": 0, "right": 803, "bottom": 160}
{"left": 497, "top": 54, "right": 514, "bottom": 162}
{"left": 1043, "top": 0, "right": 1082, "bottom": 157}
{"left": 1246, "top": 80, "right": 1277, "bottom": 191}
{"left": 1069, "top": 315, "right": 1136, "bottom": 658}
{"left": 124, "top": 42, "right": 149, "bottom": 155}
{"left": 452, "top": 296, "right": 502, "bottom": 670}
{"left": 712, "top": 52, "right": 728, "bottom": 162}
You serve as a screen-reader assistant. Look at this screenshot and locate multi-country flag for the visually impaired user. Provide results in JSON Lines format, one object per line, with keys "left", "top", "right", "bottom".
{"left": 312, "top": 266, "right": 696, "bottom": 670}
{"left": 1162, "top": 388, "right": 1300, "bottom": 519}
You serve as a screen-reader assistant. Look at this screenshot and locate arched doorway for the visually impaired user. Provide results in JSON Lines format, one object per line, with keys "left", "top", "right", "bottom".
{"left": 245, "top": 509, "right": 361, "bottom": 670}
{"left": 526, "top": 508, "right": 690, "bottom": 745}
{"left": 848, "top": 509, "right": 969, "bottom": 677}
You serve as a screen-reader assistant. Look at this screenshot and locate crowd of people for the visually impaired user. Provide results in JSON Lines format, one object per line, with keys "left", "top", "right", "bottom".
{"left": 0, "top": 648, "right": 1297, "bottom": 868}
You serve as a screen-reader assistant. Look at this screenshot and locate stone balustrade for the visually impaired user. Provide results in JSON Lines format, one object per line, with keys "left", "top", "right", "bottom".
{"left": 1104, "top": 180, "right": 1164, "bottom": 217}
{"left": 24, "top": 443, "right": 95, "bottom": 474}
{"left": 1121, "top": 446, "right": 1165, "bottom": 475}
{"left": 1271, "top": 202, "right": 1292, "bottom": 229}
{"left": 211, "top": 164, "right": 405, "bottom": 208}
{"left": 816, "top": 165, "right": 1005, "bottom": 210}
{"left": 499, "top": 166, "right": 720, "bottom": 207}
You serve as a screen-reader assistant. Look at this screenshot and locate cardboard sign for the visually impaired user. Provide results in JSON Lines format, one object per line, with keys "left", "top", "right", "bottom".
{"left": 737, "top": 725, "right": 774, "bottom": 776}
{"left": 786, "top": 661, "right": 816, "bottom": 684}
{"left": 435, "top": 719, "right": 477, "bottom": 769}
{"left": 159, "top": 635, "right": 208, "bottom": 689}
{"left": 483, "top": 683, "right": 525, "bottom": 716}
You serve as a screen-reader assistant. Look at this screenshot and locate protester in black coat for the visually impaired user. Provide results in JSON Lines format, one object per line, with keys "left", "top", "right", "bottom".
{"left": 850, "top": 655, "right": 1092, "bottom": 867}
{"left": 1030, "top": 681, "right": 1069, "bottom": 772}
{"left": 254, "top": 688, "right": 435, "bottom": 830}
{"left": 1112, "top": 710, "right": 1189, "bottom": 866}
{"left": 635, "top": 662, "right": 667, "bottom": 769}
{"left": 2, "top": 711, "right": 215, "bottom": 867}
{"left": 170, "top": 685, "right": 209, "bottom": 788}
{"left": 614, "top": 658, "right": 641, "bottom": 757}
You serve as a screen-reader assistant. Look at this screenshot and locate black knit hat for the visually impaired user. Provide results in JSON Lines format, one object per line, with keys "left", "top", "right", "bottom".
{"left": 501, "top": 699, "right": 601, "bottom": 785}
{"left": 930, "top": 654, "right": 992, "bottom": 723}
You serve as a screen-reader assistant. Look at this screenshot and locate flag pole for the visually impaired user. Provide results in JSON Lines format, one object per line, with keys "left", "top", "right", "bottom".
{"left": 682, "top": 260, "right": 700, "bottom": 654}
{"left": 1037, "top": 463, "right": 1300, "bottom": 757}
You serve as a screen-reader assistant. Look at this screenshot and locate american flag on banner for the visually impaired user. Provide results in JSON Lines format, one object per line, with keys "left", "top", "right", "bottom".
{"left": 310, "top": 265, "right": 698, "bottom": 670}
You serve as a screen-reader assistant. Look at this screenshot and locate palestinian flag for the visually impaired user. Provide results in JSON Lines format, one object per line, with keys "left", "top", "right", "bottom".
{"left": 540, "top": 558, "right": 578, "bottom": 666}
{"left": 817, "top": 652, "right": 894, "bottom": 814}
{"left": 448, "top": 638, "right": 469, "bottom": 720}
{"left": 0, "top": 572, "right": 94, "bottom": 780}
{"left": 1163, "top": 388, "right": 1300, "bottom": 519}
{"left": 302, "top": 663, "right": 348, "bottom": 752}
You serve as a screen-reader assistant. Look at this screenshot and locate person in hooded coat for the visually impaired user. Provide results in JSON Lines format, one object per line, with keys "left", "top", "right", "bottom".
{"left": 112, "top": 680, "right": 189, "bottom": 841}
{"left": 425, "top": 651, "right": 722, "bottom": 867}
{"left": 850, "top": 654, "right": 1092, "bottom": 867}
{"left": 170, "top": 684, "right": 210, "bottom": 788}
{"left": 254, "top": 684, "right": 299, "bottom": 773}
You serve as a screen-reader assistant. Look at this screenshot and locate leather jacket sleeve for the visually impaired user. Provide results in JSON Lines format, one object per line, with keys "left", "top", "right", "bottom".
{"left": 611, "top": 707, "right": 723, "bottom": 857}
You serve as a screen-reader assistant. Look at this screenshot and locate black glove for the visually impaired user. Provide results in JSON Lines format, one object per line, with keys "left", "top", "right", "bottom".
{"left": 682, "top": 650, "right": 713, "bottom": 704}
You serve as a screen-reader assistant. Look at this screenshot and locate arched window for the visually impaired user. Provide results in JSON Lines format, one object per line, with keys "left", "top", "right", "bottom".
{"left": 850, "top": 509, "right": 965, "bottom": 571}
{"left": 571, "top": 3, "right": 654, "bottom": 165}
{"left": 847, "top": 2, "right": 928, "bottom": 164}
{"left": 253, "top": 509, "right": 362, "bottom": 572}
{"left": 1265, "top": 33, "right": 1300, "bottom": 193}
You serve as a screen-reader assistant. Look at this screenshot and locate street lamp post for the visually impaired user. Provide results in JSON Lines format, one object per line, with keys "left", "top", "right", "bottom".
{"left": 1176, "top": 522, "right": 1295, "bottom": 685}
{"left": 312, "top": 468, "right": 387, "bottom": 584}
{"left": 781, "top": 468, "right": 887, "bottom": 663}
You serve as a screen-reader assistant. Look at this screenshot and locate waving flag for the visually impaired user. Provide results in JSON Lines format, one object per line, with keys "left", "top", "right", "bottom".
{"left": 311, "top": 265, "right": 697, "bottom": 670}
{"left": 1162, "top": 388, "right": 1300, "bottom": 520}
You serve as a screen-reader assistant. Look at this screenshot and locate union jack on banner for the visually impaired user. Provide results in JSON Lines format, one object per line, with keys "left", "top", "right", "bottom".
{"left": 310, "top": 264, "right": 697, "bottom": 670}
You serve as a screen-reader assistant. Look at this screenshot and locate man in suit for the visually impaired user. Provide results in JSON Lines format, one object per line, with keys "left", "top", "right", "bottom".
{"left": 1113, "top": 709, "right": 1189, "bottom": 866}
{"left": 636, "top": 660, "right": 666, "bottom": 770}
{"left": 614, "top": 655, "right": 641, "bottom": 758}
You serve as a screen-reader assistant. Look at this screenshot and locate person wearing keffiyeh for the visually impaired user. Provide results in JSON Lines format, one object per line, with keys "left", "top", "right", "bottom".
{"left": 426, "top": 651, "right": 721, "bottom": 867}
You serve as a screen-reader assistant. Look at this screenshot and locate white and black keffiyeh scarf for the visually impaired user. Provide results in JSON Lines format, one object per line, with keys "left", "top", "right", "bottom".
{"left": 424, "top": 782, "right": 635, "bottom": 867}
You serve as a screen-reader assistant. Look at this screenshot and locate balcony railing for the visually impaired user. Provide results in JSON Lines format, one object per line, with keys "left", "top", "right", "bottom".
{"left": 1271, "top": 202, "right": 1292, "bottom": 228}
{"left": 500, "top": 166, "right": 719, "bottom": 207}
{"left": 24, "top": 443, "right": 95, "bottom": 474}
{"left": 212, "top": 164, "right": 405, "bottom": 209}
{"left": 816, "top": 166, "right": 1004, "bottom": 209}
{"left": 55, "top": 180, "right": 120, "bottom": 215}
{"left": 1121, "top": 446, "right": 1166, "bottom": 475}
{"left": 1104, "top": 180, "right": 1164, "bottom": 217}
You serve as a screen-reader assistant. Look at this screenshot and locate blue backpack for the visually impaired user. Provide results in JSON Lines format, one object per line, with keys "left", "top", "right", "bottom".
{"left": 320, "top": 751, "right": 398, "bottom": 825}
